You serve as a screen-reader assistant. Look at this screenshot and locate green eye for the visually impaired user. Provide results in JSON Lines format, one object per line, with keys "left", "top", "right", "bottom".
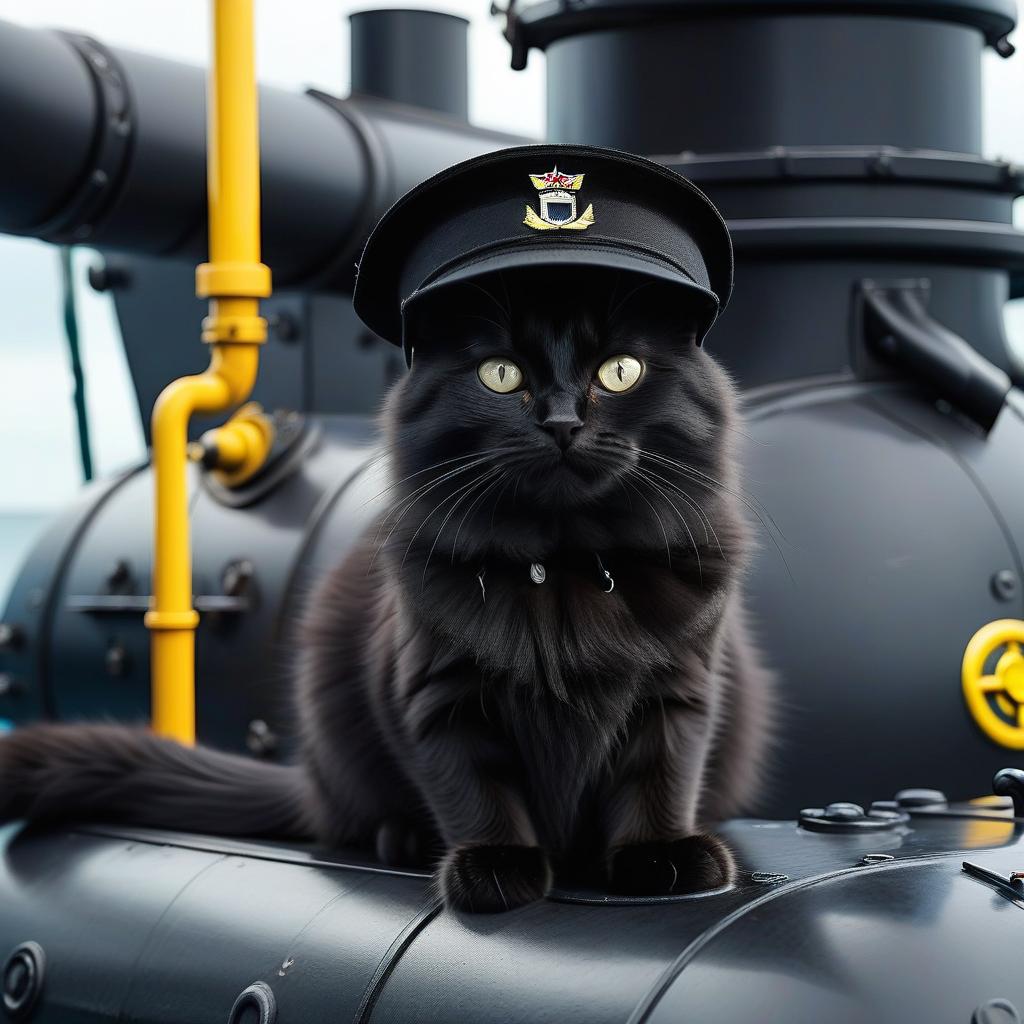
{"left": 597, "top": 355, "right": 644, "bottom": 393}
{"left": 478, "top": 358, "right": 523, "bottom": 394}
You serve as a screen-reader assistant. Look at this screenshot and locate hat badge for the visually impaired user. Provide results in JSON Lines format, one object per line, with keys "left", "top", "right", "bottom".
{"left": 523, "top": 167, "right": 595, "bottom": 231}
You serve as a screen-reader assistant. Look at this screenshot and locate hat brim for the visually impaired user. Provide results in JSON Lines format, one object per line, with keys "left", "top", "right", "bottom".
{"left": 400, "top": 241, "right": 720, "bottom": 360}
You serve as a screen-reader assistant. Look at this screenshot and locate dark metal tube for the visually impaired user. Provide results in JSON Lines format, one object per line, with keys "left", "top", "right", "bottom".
{"left": 0, "top": 22, "right": 98, "bottom": 231}
{"left": 545, "top": 15, "right": 984, "bottom": 155}
{"left": 0, "top": 18, "right": 521, "bottom": 292}
{"left": 350, "top": 9, "right": 469, "bottom": 120}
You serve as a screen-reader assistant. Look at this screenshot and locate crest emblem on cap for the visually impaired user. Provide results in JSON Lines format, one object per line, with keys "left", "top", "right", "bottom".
{"left": 523, "top": 167, "right": 595, "bottom": 231}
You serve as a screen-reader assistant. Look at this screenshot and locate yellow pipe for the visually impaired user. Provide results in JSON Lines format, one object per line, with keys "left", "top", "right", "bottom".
{"left": 144, "top": 0, "right": 271, "bottom": 743}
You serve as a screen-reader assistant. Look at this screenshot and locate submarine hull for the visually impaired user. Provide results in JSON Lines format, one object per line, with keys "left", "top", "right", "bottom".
{"left": 1, "top": 801, "right": 1022, "bottom": 1023}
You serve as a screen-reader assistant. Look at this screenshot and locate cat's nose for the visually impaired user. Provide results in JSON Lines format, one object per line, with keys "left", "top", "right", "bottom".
{"left": 541, "top": 414, "right": 583, "bottom": 451}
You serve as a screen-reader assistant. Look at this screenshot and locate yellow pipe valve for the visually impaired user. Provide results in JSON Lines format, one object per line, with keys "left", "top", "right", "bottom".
{"left": 190, "top": 401, "right": 275, "bottom": 487}
{"left": 962, "top": 618, "right": 1024, "bottom": 749}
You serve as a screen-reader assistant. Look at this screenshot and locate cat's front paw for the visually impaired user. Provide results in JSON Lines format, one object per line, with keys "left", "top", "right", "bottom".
{"left": 609, "top": 832, "right": 736, "bottom": 896}
{"left": 439, "top": 843, "right": 552, "bottom": 913}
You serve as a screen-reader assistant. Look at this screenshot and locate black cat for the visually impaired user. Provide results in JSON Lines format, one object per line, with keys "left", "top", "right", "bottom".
{"left": 0, "top": 268, "right": 773, "bottom": 912}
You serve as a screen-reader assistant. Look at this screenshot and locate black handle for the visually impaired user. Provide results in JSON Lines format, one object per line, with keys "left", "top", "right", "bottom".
{"left": 862, "top": 283, "right": 1011, "bottom": 432}
{"left": 993, "top": 768, "right": 1024, "bottom": 816}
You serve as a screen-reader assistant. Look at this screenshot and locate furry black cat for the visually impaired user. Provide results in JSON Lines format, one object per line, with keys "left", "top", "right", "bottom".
{"left": 0, "top": 267, "right": 772, "bottom": 912}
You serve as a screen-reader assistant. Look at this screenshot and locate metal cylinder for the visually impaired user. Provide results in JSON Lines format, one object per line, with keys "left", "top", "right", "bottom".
{"left": 0, "top": 21, "right": 98, "bottom": 232}
{"left": 0, "top": 18, "right": 520, "bottom": 292}
{"left": 350, "top": 9, "right": 469, "bottom": 120}
{"left": 505, "top": 0, "right": 1016, "bottom": 154}
{"left": 543, "top": 14, "right": 986, "bottom": 154}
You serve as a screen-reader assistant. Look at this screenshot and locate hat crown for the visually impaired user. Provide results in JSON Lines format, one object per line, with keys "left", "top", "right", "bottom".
{"left": 353, "top": 144, "right": 733, "bottom": 355}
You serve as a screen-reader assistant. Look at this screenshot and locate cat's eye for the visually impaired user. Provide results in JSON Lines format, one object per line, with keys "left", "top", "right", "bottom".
{"left": 596, "top": 355, "right": 644, "bottom": 393}
{"left": 478, "top": 358, "right": 523, "bottom": 394}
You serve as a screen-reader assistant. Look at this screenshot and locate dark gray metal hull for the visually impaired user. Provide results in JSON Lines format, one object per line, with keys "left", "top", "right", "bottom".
{"left": 2, "top": 799, "right": 1022, "bottom": 1023}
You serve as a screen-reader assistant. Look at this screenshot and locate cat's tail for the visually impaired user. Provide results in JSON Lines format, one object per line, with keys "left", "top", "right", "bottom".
{"left": 0, "top": 722, "right": 313, "bottom": 839}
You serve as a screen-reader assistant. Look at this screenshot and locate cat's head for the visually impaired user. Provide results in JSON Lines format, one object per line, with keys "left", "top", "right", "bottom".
{"left": 380, "top": 267, "right": 739, "bottom": 557}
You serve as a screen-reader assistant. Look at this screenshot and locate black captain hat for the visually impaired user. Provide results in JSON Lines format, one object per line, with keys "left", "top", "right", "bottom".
{"left": 352, "top": 144, "right": 733, "bottom": 361}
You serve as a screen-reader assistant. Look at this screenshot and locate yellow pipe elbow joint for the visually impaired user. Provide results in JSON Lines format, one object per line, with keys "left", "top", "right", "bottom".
{"left": 146, "top": 336, "right": 269, "bottom": 744}
{"left": 193, "top": 401, "right": 276, "bottom": 487}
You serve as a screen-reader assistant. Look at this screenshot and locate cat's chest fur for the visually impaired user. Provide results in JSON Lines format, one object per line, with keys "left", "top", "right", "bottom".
{"left": 393, "top": 550, "right": 732, "bottom": 853}
{"left": 406, "top": 548, "right": 728, "bottom": 706}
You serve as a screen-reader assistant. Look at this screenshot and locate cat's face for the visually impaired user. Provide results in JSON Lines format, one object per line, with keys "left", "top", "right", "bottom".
{"left": 385, "top": 268, "right": 733, "bottom": 529}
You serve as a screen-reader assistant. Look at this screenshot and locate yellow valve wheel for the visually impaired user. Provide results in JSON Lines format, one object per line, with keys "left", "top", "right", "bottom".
{"left": 962, "top": 619, "right": 1024, "bottom": 749}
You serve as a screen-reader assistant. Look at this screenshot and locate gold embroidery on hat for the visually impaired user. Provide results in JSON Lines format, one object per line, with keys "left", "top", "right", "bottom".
{"left": 524, "top": 167, "right": 595, "bottom": 231}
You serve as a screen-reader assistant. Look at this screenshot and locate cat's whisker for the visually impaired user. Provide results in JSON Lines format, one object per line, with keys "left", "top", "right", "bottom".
{"left": 370, "top": 457, "right": 503, "bottom": 545}
{"left": 401, "top": 470, "right": 500, "bottom": 572}
{"left": 375, "top": 451, "right": 509, "bottom": 533}
{"left": 421, "top": 468, "right": 504, "bottom": 587}
{"left": 730, "top": 420, "right": 771, "bottom": 446}
{"left": 443, "top": 470, "right": 509, "bottom": 573}
{"left": 372, "top": 459, "right": 489, "bottom": 552}
{"left": 636, "top": 466, "right": 709, "bottom": 546}
{"left": 656, "top": 477, "right": 722, "bottom": 557}
{"left": 450, "top": 470, "right": 505, "bottom": 565}
{"left": 637, "top": 450, "right": 793, "bottom": 582}
{"left": 363, "top": 446, "right": 516, "bottom": 511}
{"left": 633, "top": 468, "right": 702, "bottom": 586}
{"left": 481, "top": 470, "right": 512, "bottom": 539}
{"left": 635, "top": 463, "right": 725, "bottom": 559}
{"left": 370, "top": 456, "right": 503, "bottom": 568}
{"left": 636, "top": 448, "right": 781, "bottom": 535}
{"left": 623, "top": 473, "right": 673, "bottom": 570}
{"left": 634, "top": 468, "right": 705, "bottom": 582}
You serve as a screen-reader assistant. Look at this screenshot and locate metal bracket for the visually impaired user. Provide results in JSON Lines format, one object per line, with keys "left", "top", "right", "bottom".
{"left": 66, "top": 594, "right": 250, "bottom": 614}
{"left": 68, "top": 558, "right": 257, "bottom": 617}
{"left": 861, "top": 279, "right": 1011, "bottom": 432}
{"left": 962, "top": 860, "right": 1024, "bottom": 905}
